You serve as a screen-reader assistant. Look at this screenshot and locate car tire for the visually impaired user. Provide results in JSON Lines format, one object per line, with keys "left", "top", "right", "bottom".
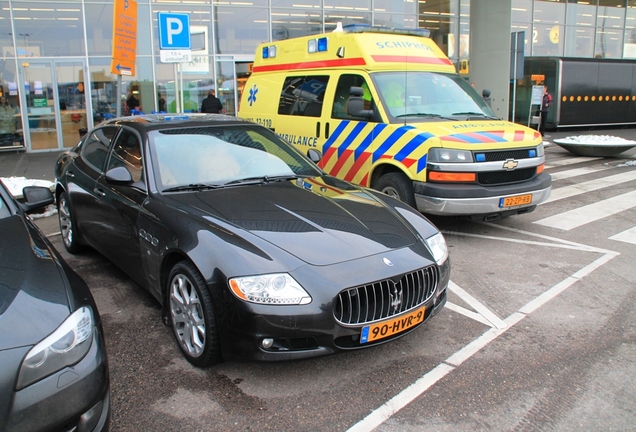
{"left": 168, "top": 261, "right": 221, "bottom": 367}
{"left": 374, "top": 172, "right": 416, "bottom": 207}
{"left": 57, "top": 192, "right": 83, "bottom": 254}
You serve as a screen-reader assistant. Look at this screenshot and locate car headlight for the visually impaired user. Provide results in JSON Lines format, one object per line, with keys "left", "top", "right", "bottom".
{"left": 17, "top": 306, "right": 94, "bottom": 390}
{"left": 425, "top": 232, "right": 449, "bottom": 265}
{"left": 229, "top": 273, "right": 312, "bottom": 305}
{"left": 428, "top": 148, "right": 473, "bottom": 163}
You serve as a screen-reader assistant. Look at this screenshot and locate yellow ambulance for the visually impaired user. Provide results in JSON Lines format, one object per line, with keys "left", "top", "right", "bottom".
{"left": 238, "top": 24, "right": 551, "bottom": 221}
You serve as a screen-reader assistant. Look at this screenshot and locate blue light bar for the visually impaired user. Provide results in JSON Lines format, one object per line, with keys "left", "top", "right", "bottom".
{"left": 475, "top": 153, "right": 486, "bottom": 162}
{"left": 262, "top": 46, "right": 269, "bottom": 58}
{"left": 529, "top": 149, "right": 537, "bottom": 157}
{"left": 342, "top": 23, "right": 430, "bottom": 38}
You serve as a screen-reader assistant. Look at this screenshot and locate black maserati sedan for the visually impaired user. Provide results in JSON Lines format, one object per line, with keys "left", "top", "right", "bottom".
{"left": 0, "top": 180, "right": 110, "bottom": 431}
{"left": 54, "top": 114, "right": 450, "bottom": 367}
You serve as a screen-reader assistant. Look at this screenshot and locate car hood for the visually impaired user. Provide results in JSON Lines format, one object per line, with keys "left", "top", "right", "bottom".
{"left": 165, "top": 177, "right": 420, "bottom": 265}
{"left": 0, "top": 216, "right": 70, "bottom": 351}
{"left": 404, "top": 120, "right": 542, "bottom": 150}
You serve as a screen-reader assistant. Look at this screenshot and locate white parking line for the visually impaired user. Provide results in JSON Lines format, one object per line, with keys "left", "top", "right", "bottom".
{"left": 546, "top": 166, "right": 608, "bottom": 180}
{"left": 544, "top": 156, "right": 602, "bottom": 168}
{"left": 534, "top": 190, "right": 636, "bottom": 230}
{"left": 447, "top": 281, "right": 507, "bottom": 329}
{"left": 347, "top": 228, "right": 619, "bottom": 432}
{"left": 609, "top": 226, "right": 636, "bottom": 245}
{"left": 543, "top": 170, "right": 636, "bottom": 204}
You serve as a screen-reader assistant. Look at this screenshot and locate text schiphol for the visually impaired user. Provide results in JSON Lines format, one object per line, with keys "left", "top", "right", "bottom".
{"left": 376, "top": 41, "right": 432, "bottom": 51}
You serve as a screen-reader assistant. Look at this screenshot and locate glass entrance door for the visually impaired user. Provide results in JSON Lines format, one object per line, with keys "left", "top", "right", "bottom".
{"left": 57, "top": 62, "right": 89, "bottom": 148}
{"left": 20, "top": 60, "right": 88, "bottom": 151}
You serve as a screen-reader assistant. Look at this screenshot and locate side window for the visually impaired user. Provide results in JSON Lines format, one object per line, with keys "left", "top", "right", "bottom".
{"left": 82, "top": 126, "right": 118, "bottom": 172}
{"left": 277, "top": 75, "right": 329, "bottom": 117}
{"left": 0, "top": 194, "right": 10, "bottom": 219}
{"left": 332, "top": 74, "right": 374, "bottom": 120}
{"left": 107, "top": 129, "right": 144, "bottom": 186}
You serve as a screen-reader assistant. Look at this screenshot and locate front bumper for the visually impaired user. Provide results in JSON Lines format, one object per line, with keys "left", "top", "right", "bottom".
{"left": 414, "top": 172, "right": 552, "bottom": 217}
{"left": 215, "top": 252, "right": 451, "bottom": 362}
{"left": 2, "top": 327, "right": 110, "bottom": 432}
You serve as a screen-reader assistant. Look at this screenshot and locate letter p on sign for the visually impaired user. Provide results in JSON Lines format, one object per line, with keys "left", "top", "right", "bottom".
{"left": 166, "top": 18, "right": 182, "bottom": 45}
{"left": 158, "top": 12, "right": 191, "bottom": 50}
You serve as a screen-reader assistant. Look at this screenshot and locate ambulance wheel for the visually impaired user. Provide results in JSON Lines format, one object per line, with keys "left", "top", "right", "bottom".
{"left": 374, "top": 172, "right": 416, "bottom": 207}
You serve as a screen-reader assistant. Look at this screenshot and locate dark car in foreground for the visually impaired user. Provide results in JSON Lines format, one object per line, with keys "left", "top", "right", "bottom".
{"left": 54, "top": 113, "right": 450, "bottom": 367}
{"left": 0, "top": 181, "right": 110, "bottom": 431}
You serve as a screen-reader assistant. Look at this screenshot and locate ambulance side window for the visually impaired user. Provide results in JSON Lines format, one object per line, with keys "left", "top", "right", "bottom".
{"left": 332, "top": 74, "right": 375, "bottom": 121}
{"left": 278, "top": 75, "right": 329, "bottom": 118}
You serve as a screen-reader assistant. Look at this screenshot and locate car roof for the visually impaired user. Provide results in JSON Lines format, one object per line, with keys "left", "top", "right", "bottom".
{"left": 102, "top": 113, "right": 256, "bottom": 133}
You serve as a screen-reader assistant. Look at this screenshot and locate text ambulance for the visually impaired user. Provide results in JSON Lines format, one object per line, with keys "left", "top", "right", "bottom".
{"left": 239, "top": 24, "right": 551, "bottom": 221}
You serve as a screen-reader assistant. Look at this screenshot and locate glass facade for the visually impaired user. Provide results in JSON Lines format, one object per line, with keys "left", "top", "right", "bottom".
{"left": 512, "top": 0, "right": 634, "bottom": 59}
{"left": 0, "top": 0, "right": 634, "bottom": 151}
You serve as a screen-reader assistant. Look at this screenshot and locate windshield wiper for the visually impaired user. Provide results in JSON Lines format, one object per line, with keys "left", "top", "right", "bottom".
{"left": 452, "top": 111, "right": 498, "bottom": 120}
{"left": 223, "top": 174, "right": 306, "bottom": 187}
{"left": 162, "top": 183, "right": 222, "bottom": 192}
{"left": 395, "top": 112, "right": 455, "bottom": 120}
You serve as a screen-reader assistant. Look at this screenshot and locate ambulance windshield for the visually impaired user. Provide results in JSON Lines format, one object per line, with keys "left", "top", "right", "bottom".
{"left": 373, "top": 72, "right": 496, "bottom": 122}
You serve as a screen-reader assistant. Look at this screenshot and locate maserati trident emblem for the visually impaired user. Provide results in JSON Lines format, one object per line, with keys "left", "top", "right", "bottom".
{"left": 389, "top": 285, "right": 403, "bottom": 313}
{"left": 383, "top": 257, "right": 393, "bottom": 266}
{"left": 502, "top": 159, "right": 519, "bottom": 171}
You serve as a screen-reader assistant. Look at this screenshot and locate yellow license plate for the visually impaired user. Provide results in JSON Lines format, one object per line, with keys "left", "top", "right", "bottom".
{"left": 361, "top": 306, "right": 426, "bottom": 344}
{"left": 500, "top": 193, "right": 532, "bottom": 208}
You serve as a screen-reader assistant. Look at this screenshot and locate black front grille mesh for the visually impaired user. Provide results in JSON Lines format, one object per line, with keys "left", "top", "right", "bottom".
{"left": 478, "top": 167, "right": 537, "bottom": 185}
{"left": 477, "top": 149, "right": 533, "bottom": 162}
{"left": 334, "top": 266, "right": 439, "bottom": 325}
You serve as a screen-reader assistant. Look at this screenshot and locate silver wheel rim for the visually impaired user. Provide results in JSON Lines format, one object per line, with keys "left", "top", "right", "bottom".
{"left": 170, "top": 273, "right": 205, "bottom": 358}
{"left": 381, "top": 186, "right": 400, "bottom": 200}
{"left": 58, "top": 196, "right": 74, "bottom": 248}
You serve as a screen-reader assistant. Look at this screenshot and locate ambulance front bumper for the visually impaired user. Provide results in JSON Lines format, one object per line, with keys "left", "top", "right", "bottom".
{"left": 413, "top": 173, "right": 552, "bottom": 217}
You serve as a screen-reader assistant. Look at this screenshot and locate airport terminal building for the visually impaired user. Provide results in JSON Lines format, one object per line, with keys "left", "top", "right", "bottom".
{"left": 1, "top": 0, "right": 635, "bottom": 152}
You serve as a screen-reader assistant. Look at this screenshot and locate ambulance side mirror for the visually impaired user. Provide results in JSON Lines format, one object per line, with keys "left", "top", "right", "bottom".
{"left": 307, "top": 148, "right": 322, "bottom": 164}
{"left": 347, "top": 86, "right": 373, "bottom": 120}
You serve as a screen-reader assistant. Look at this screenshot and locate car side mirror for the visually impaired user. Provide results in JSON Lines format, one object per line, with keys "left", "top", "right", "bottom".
{"left": 347, "top": 86, "right": 373, "bottom": 120}
{"left": 20, "top": 186, "right": 55, "bottom": 212}
{"left": 307, "top": 148, "right": 322, "bottom": 164}
{"left": 105, "top": 166, "right": 134, "bottom": 185}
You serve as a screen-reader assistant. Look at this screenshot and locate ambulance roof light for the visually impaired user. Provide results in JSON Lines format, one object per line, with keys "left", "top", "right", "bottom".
{"left": 308, "top": 37, "right": 328, "bottom": 53}
{"left": 342, "top": 24, "right": 430, "bottom": 38}
{"left": 262, "top": 45, "right": 277, "bottom": 59}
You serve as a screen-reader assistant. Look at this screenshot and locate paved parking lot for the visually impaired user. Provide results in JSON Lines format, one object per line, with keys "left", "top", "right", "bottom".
{"left": 3, "top": 127, "right": 636, "bottom": 431}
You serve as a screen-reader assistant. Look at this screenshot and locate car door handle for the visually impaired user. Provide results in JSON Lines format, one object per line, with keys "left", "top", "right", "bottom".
{"left": 93, "top": 188, "right": 106, "bottom": 197}
{"left": 65, "top": 171, "right": 75, "bottom": 178}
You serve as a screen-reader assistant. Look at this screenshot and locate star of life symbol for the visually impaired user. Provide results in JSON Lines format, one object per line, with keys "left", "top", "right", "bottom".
{"left": 248, "top": 85, "right": 258, "bottom": 106}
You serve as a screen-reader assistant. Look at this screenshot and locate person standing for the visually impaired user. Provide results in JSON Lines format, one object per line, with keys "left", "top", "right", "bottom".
{"left": 126, "top": 92, "right": 140, "bottom": 114}
{"left": 200, "top": 89, "right": 223, "bottom": 113}
{"left": 0, "top": 96, "right": 16, "bottom": 134}
{"left": 539, "top": 85, "right": 552, "bottom": 136}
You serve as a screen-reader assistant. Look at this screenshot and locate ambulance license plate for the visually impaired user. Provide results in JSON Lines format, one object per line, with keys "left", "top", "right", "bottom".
{"left": 499, "top": 194, "right": 532, "bottom": 208}
{"left": 360, "top": 306, "right": 426, "bottom": 344}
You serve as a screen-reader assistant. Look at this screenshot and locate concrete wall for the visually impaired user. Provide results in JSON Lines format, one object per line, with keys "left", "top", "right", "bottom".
{"left": 470, "top": 1, "right": 512, "bottom": 120}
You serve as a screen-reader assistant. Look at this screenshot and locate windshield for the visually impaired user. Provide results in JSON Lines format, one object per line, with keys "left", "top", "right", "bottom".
{"left": 373, "top": 72, "right": 496, "bottom": 121}
{"left": 150, "top": 125, "right": 322, "bottom": 191}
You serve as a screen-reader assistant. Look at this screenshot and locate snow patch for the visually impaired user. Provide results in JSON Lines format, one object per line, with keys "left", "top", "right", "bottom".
{"left": 1, "top": 176, "right": 54, "bottom": 197}
{"left": 555, "top": 135, "right": 636, "bottom": 145}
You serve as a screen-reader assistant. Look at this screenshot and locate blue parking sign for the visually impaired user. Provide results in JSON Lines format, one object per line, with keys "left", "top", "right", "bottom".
{"left": 158, "top": 12, "right": 191, "bottom": 50}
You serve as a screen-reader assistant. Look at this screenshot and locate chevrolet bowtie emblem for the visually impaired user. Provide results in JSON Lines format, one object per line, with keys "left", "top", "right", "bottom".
{"left": 502, "top": 159, "right": 519, "bottom": 171}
